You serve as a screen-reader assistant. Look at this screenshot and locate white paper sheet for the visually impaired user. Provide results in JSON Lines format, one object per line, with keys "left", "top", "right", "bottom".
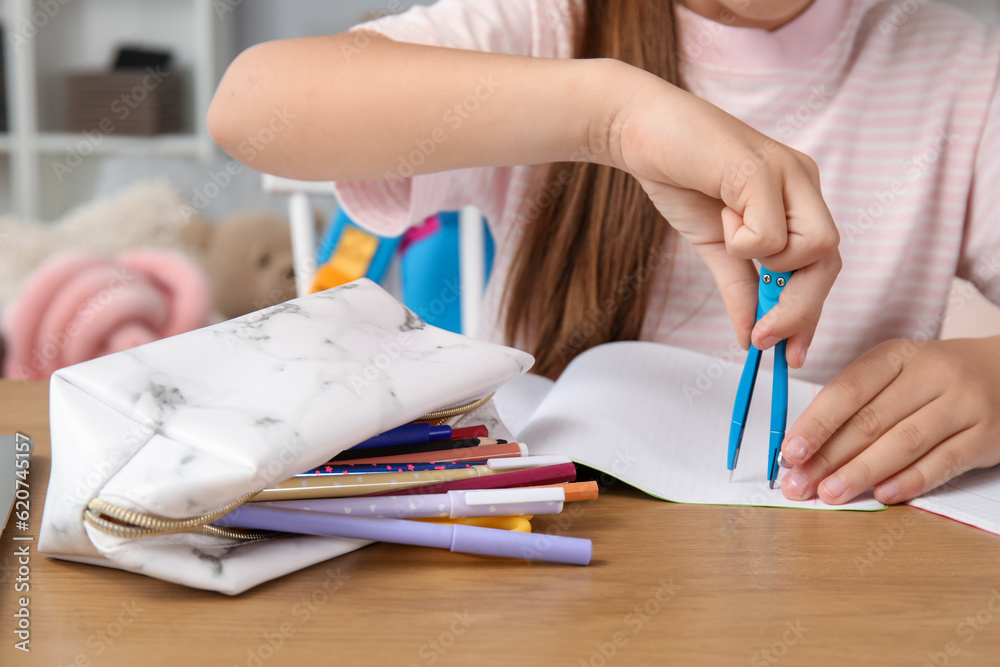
{"left": 908, "top": 468, "right": 1000, "bottom": 536}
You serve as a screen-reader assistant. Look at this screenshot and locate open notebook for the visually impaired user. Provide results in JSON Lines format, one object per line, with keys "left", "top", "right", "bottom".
{"left": 496, "top": 340, "right": 1000, "bottom": 531}
{"left": 494, "top": 341, "right": 884, "bottom": 511}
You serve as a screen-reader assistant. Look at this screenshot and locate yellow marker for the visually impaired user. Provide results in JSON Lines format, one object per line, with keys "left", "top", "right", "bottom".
{"left": 415, "top": 515, "right": 533, "bottom": 532}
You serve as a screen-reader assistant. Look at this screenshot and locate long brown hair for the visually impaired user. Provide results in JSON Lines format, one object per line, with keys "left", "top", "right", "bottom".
{"left": 503, "top": 0, "right": 683, "bottom": 378}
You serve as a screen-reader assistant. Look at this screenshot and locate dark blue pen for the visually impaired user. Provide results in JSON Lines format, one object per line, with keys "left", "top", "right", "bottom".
{"left": 350, "top": 423, "right": 452, "bottom": 450}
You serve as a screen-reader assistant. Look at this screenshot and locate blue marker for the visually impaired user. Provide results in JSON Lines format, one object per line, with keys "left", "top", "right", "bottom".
{"left": 350, "top": 422, "right": 453, "bottom": 450}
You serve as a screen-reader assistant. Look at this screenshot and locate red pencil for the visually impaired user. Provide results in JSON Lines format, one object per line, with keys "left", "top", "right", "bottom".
{"left": 360, "top": 462, "right": 577, "bottom": 497}
{"left": 450, "top": 425, "right": 489, "bottom": 440}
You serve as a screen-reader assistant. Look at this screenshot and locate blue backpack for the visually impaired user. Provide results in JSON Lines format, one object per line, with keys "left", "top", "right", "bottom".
{"left": 314, "top": 209, "right": 494, "bottom": 334}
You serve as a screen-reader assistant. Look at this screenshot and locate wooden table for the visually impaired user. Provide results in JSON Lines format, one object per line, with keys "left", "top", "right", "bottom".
{"left": 2, "top": 379, "right": 999, "bottom": 667}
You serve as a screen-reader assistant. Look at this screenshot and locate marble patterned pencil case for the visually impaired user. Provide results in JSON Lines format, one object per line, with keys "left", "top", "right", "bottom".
{"left": 38, "top": 279, "right": 533, "bottom": 594}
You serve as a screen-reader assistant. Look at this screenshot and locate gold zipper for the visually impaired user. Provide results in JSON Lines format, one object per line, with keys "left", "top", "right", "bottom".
{"left": 84, "top": 392, "right": 496, "bottom": 540}
{"left": 84, "top": 495, "right": 283, "bottom": 542}
{"left": 416, "top": 392, "right": 495, "bottom": 425}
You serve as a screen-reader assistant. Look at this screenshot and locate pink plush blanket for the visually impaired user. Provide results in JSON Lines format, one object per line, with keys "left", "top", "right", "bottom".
{"left": 3, "top": 249, "right": 211, "bottom": 379}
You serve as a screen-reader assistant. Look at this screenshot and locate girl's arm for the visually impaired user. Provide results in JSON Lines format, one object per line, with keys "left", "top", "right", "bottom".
{"left": 209, "top": 33, "right": 841, "bottom": 361}
{"left": 208, "top": 34, "right": 619, "bottom": 181}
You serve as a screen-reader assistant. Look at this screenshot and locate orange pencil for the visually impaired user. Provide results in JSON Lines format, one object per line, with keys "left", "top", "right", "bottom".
{"left": 528, "top": 481, "right": 599, "bottom": 502}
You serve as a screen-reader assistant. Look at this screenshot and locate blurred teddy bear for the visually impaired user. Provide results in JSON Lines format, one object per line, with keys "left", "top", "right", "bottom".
{"left": 182, "top": 209, "right": 297, "bottom": 319}
{"left": 0, "top": 180, "right": 299, "bottom": 377}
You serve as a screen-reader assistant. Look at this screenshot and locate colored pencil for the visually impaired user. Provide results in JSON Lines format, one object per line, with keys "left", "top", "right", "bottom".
{"left": 328, "top": 442, "right": 527, "bottom": 466}
{"left": 330, "top": 437, "right": 505, "bottom": 462}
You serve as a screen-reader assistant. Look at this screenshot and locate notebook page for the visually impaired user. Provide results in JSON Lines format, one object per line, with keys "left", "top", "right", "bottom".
{"left": 494, "top": 372, "right": 555, "bottom": 437}
{"left": 907, "top": 469, "right": 1000, "bottom": 536}
{"left": 501, "top": 341, "right": 884, "bottom": 511}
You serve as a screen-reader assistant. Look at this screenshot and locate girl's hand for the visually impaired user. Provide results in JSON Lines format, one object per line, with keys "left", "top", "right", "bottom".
{"left": 607, "top": 73, "right": 841, "bottom": 366}
{"left": 779, "top": 336, "right": 1000, "bottom": 504}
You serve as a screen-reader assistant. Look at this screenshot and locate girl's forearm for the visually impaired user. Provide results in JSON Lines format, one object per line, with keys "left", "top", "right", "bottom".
{"left": 208, "top": 33, "right": 642, "bottom": 181}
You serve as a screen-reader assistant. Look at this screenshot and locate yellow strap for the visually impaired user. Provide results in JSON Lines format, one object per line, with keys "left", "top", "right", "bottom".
{"left": 310, "top": 226, "right": 380, "bottom": 293}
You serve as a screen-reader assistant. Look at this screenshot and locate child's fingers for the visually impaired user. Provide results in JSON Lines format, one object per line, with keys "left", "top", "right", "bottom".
{"left": 873, "top": 428, "right": 990, "bottom": 504}
{"left": 691, "top": 243, "right": 762, "bottom": 350}
{"left": 720, "top": 153, "right": 839, "bottom": 273}
{"left": 757, "top": 158, "right": 841, "bottom": 274}
{"left": 719, "top": 170, "right": 788, "bottom": 260}
{"left": 811, "top": 399, "right": 964, "bottom": 505}
{"left": 780, "top": 340, "right": 905, "bottom": 468}
{"left": 782, "top": 365, "right": 935, "bottom": 503}
{"left": 750, "top": 250, "right": 842, "bottom": 366}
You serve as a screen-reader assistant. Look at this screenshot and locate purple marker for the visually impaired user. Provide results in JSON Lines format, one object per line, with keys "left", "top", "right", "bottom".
{"left": 351, "top": 423, "right": 452, "bottom": 450}
{"left": 214, "top": 504, "right": 592, "bottom": 565}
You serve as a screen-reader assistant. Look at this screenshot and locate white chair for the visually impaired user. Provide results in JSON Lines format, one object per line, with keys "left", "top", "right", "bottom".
{"left": 262, "top": 174, "right": 486, "bottom": 336}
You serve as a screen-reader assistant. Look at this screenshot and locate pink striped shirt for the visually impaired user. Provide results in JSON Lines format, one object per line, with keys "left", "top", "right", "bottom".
{"left": 332, "top": 0, "right": 1000, "bottom": 384}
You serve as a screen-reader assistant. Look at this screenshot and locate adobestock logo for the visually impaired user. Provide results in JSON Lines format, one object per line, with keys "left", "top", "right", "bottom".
{"left": 845, "top": 128, "right": 956, "bottom": 245}
{"left": 878, "top": 0, "right": 928, "bottom": 37}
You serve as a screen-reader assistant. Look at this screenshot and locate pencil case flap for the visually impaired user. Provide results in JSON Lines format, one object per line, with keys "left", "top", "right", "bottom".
{"left": 39, "top": 278, "right": 533, "bottom": 593}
